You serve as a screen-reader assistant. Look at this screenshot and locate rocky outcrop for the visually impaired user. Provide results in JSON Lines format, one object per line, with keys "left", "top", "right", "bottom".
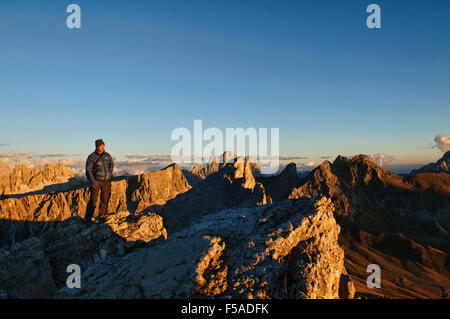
{"left": 56, "top": 196, "right": 349, "bottom": 299}
{"left": 258, "top": 162, "right": 301, "bottom": 202}
{"left": 282, "top": 154, "right": 450, "bottom": 299}
{"left": 0, "top": 163, "right": 190, "bottom": 246}
{"left": 158, "top": 153, "right": 449, "bottom": 249}
{"left": 105, "top": 211, "right": 167, "bottom": 243}
{"left": 127, "top": 163, "right": 191, "bottom": 212}
{"left": 410, "top": 151, "right": 449, "bottom": 175}
{"left": 160, "top": 156, "right": 269, "bottom": 234}
{"left": 182, "top": 165, "right": 206, "bottom": 186}
{"left": 0, "top": 211, "right": 167, "bottom": 298}
{"left": 0, "top": 163, "right": 76, "bottom": 195}
{"left": 0, "top": 162, "right": 12, "bottom": 176}
{"left": 288, "top": 155, "right": 450, "bottom": 250}
{"left": 185, "top": 151, "right": 261, "bottom": 182}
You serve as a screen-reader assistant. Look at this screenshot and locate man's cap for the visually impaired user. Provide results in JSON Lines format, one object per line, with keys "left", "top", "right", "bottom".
{"left": 95, "top": 139, "right": 105, "bottom": 147}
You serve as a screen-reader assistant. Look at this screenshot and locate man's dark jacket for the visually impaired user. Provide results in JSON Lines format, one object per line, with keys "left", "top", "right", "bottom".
{"left": 86, "top": 151, "right": 114, "bottom": 182}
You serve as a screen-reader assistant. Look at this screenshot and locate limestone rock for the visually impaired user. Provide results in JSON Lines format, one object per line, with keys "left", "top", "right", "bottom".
{"left": 105, "top": 211, "right": 167, "bottom": 242}
{"left": 0, "top": 163, "right": 190, "bottom": 247}
{"left": 0, "top": 236, "right": 56, "bottom": 298}
{"left": 56, "top": 196, "right": 346, "bottom": 299}
{"left": 410, "top": 151, "right": 449, "bottom": 175}
{"left": 288, "top": 154, "right": 450, "bottom": 250}
{"left": 182, "top": 165, "right": 206, "bottom": 186}
{"left": 161, "top": 156, "right": 269, "bottom": 234}
{"left": 0, "top": 210, "right": 168, "bottom": 298}
{"left": 258, "top": 162, "right": 301, "bottom": 202}
{"left": 0, "top": 163, "right": 75, "bottom": 195}
{"left": 185, "top": 151, "right": 261, "bottom": 182}
{"left": 0, "top": 162, "right": 12, "bottom": 176}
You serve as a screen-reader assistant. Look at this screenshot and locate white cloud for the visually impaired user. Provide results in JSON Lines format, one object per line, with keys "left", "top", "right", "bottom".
{"left": 369, "top": 153, "right": 394, "bottom": 167}
{"left": 434, "top": 134, "right": 450, "bottom": 152}
{"left": 0, "top": 152, "right": 84, "bottom": 176}
{"left": 0, "top": 152, "right": 31, "bottom": 158}
{"left": 295, "top": 161, "right": 317, "bottom": 170}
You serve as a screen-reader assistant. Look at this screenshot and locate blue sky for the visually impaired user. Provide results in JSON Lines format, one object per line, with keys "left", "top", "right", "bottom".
{"left": 0, "top": 0, "right": 449, "bottom": 173}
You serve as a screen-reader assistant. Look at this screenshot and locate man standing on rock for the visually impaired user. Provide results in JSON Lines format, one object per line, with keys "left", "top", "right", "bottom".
{"left": 86, "top": 139, "right": 114, "bottom": 222}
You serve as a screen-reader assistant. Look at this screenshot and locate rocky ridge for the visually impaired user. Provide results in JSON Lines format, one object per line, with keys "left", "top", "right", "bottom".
{"left": 183, "top": 151, "right": 261, "bottom": 186}
{"left": 410, "top": 151, "right": 450, "bottom": 175}
{"left": 288, "top": 155, "right": 450, "bottom": 249}
{"left": 0, "top": 211, "right": 166, "bottom": 298}
{"left": 55, "top": 196, "right": 350, "bottom": 299}
{"left": 0, "top": 163, "right": 76, "bottom": 195}
{"left": 0, "top": 163, "right": 190, "bottom": 246}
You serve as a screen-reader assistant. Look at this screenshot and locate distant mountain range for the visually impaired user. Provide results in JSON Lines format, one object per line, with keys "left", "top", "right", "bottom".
{"left": 0, "top": 163, "right": 80, "bottom": 196}
{"left": 410, "top": 151, "right": 450, "bottom": 175}
{"left": 0, "top": 151, "right": 449, "bottom": 299}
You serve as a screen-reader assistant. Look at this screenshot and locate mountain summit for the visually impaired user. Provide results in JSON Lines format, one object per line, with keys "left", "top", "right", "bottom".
{"left": 410, "top": 151, "right": 450, "bottom": 175}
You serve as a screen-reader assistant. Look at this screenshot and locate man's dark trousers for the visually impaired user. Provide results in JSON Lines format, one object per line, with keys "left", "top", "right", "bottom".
{"left": 90, "top": 179, "right": 111, "bottom": 218}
